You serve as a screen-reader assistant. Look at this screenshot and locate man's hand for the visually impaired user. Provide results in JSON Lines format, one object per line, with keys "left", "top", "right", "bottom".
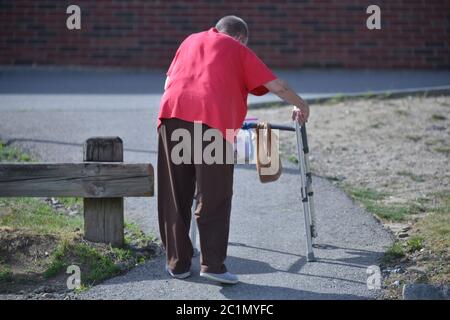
{"left": 292, "top": 104, "right": 309, "bottom": 124}
{"left": 264, "top": 78, "right": 310, "bottom": 124}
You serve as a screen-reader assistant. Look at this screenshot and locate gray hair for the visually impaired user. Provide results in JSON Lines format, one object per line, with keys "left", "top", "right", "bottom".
{"left": 215, "top": 15, "right": 249, "bottom": 38}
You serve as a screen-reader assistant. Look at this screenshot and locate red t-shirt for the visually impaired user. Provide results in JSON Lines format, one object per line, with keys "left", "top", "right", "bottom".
{"left": 157, "top": 27, "right": 277, "bottom": 142}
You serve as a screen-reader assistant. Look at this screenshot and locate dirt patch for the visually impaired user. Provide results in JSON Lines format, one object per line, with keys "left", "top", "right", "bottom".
{"left": 0, "top": 227, "right": 59, "bottom": 275}
{"left": 0, "top": 225, "right": 161, "bottom": 300}
{"left": 0, "top": 227, "right": 72, "bottom": 298}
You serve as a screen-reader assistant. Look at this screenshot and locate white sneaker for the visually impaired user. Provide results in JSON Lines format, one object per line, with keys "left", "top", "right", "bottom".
{"left": 200, "top": 271, "right": 239, "bottom": 284}
{"left": 165, "top": 265, "right": 191, "bottom": 279}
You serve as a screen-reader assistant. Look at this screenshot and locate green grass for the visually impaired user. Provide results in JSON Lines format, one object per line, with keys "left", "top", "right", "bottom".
{"left": 364, "top": 202, "right": 412, "bottom": 221}
{"left": 380, "top": 91, "right": 393, "bottom": 100}
{"left": 0, "top": 199, "right": 154, "bottom": 286}
{"left": 328, "top": 94, "right": 346, "bottom": 104}
{"left": 0, "top": 264, "right": 13, "bottom": 282}
{"left": 407, "top": 192, "right": 449, "bottom": 283}
{"left": 287, "top": 154, "right": 299, "bottom": 164}
{"left": 43, "top": 259, "right": 65, "bottom": 279}
{"left": 431, "top": 114, "right": 446, "bottom": 121}
{"left": 0, "top": 140, "right": 31, "bottom": 162}
{"left": 363, "top": 91, "right": 376, "bottom": 99}
{"left": 380, "top": 192, "right": 449, "bottom": 280}
{"left": 433, "top": 146, "right": 450, "bottom": 155}
{"left": 125, "top": 221, "right": 156, "bottom": 244}
{"left": 348, "top": 187, "right": 388, "bottom": 201}
{"left": 407, "top": 236, "right": 424, "bottom": 253}
{"left": 55, "top": 197, "right": 83, "bottom": 208}
{"left": 41, "top": 221, "right": 156, "bottom": 286}
{"left": 0, "top": 198, "right": 83, "bottom": 235}
{"left": 383, "top": 242, "right": 405, "bottom": 263}
{"left": 0, "top": 143, "right": 83, "bottom": 234}
{"left": 417, "top": 192, "right": 450, "bottom": 248}
{"left": 346, "top": 187, "right": 424, "bottom": 221}
{"left": 44, "top": 240, "right": 120, "bottom": 286}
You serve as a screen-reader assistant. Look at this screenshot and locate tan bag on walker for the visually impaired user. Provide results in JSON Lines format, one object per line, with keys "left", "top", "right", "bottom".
{"left": 255, "top": 122, "right": 282, "bottom": 183}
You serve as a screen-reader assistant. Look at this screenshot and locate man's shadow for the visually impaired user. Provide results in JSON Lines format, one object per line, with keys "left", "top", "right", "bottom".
{"left": 97, "top": 241, "right": 381, "bottom": 299}
{"left": 184, "top": 254, "right": 366, "bottom": 300}
{"left": 219, "top": 281, "right": 364, "bottom": 300}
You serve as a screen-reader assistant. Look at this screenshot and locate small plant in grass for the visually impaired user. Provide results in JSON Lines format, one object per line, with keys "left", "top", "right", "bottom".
{"left": 430, "top": 114, "right": 446, "bottom": 121}
{"left": 363, "top": 91, "right": 375, "bottom": 99}
{"left": 44, "top": 240, "right": 121, "bottom": 286}
{"left": 407, "top": 236, "right": 424, "bottom": 253}
{"left": 125, "top": 221, "right": 156, "bottom": 245}
{"left": 383, "top": 242, "right": 405, "bottom": 264}
{"left": 328, "top": 94, "right": 346, "bottom": 104}
{"left": 381, "top": 91, "right": 392, "bottom": 100}
{"left": 0, "top": 264, "right": 13, "bottom": 282}
{"left": 287, "top": 154, "right": 299, "bottom": 164}
{"left": 0, "top": 140, "right": 31, "bottom": 162}
{"left": 433, "top": 146, "right": 450, "bottom": 155}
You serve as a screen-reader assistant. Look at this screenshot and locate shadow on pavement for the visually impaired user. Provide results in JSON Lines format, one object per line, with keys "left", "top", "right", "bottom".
{"left": 219, "top": 281, "right": 365, "bottom": 300}
{"left": 84, "top": 246, "right": 375, "bottom": 299}
{"left": 5, "top": 138, "right": 157, "bottom": 155}
{"left": 229, "top": 241, "right": 383, "bottom": 271}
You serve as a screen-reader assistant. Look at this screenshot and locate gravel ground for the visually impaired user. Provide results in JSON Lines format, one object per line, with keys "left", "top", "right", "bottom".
{"left": 250, "top": 95, "right": 450, "bottom": 203}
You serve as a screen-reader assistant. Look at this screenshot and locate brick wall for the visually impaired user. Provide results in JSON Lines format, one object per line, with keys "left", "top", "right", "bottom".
{"left": 0, "top": 0, "right": 449, "bottom": 69}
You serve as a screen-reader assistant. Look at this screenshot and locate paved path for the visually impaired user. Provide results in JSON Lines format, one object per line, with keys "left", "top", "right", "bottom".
{"left": 1, "top": 68, "right": 434, "bottom": 299}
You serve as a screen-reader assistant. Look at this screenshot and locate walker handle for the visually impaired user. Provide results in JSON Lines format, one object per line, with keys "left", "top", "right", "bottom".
{"left": 242, "top": 122, "right": 295, "bottom": 132}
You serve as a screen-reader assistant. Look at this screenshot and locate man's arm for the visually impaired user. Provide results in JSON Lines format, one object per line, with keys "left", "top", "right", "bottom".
{"left": 264, "top": 78, "right": 309, "bottom": 124}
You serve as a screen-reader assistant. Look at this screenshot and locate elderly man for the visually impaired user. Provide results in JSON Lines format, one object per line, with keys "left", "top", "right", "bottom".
{"left": 157, "top": 15, "right": 309, "bottom": 284}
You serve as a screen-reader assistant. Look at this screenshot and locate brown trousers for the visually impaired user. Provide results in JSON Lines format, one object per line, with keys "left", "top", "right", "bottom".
{"left": 157, "top": 118, "right": 234, "bottom": 274}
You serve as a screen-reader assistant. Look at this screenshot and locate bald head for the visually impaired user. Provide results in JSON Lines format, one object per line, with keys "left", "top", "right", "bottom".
{"left": 215, "top": 15, "right": 249, "bottom": 45}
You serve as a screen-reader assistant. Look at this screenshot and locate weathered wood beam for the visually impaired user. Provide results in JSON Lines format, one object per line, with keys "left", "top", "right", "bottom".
{"left": 0, "top": 163, "right": 154, "bottom": 198}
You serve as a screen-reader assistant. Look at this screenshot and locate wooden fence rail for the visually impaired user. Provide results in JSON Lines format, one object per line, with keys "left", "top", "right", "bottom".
{"left": 0, "top": 137, "right": 154, "bottom": 247}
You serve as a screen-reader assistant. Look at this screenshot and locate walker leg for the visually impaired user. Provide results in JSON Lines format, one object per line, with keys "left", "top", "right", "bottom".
{"left": 295, "top": 121, "right": 315, "bottom": 262}
{"left": 299, "top": 123, "right": 318, "bottom": 238}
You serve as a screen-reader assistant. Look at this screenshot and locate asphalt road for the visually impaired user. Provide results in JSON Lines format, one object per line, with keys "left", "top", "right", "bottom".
{"left": 0, "top": 69, "right": 402, "bottom": 299}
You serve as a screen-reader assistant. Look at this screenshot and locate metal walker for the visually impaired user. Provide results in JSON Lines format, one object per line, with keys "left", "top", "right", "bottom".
{"left": 190, "top": 121, "right": 317, "bottom": 262}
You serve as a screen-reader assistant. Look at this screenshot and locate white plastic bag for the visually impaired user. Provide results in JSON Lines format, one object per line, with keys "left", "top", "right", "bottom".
{"left": 234, "top": 129, "right": 255, "bottom": 164}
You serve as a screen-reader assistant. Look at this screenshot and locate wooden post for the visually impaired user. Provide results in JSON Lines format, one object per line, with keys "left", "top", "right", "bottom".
{"left": 83, "top": 137, "right": 124, "bottom": 247}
